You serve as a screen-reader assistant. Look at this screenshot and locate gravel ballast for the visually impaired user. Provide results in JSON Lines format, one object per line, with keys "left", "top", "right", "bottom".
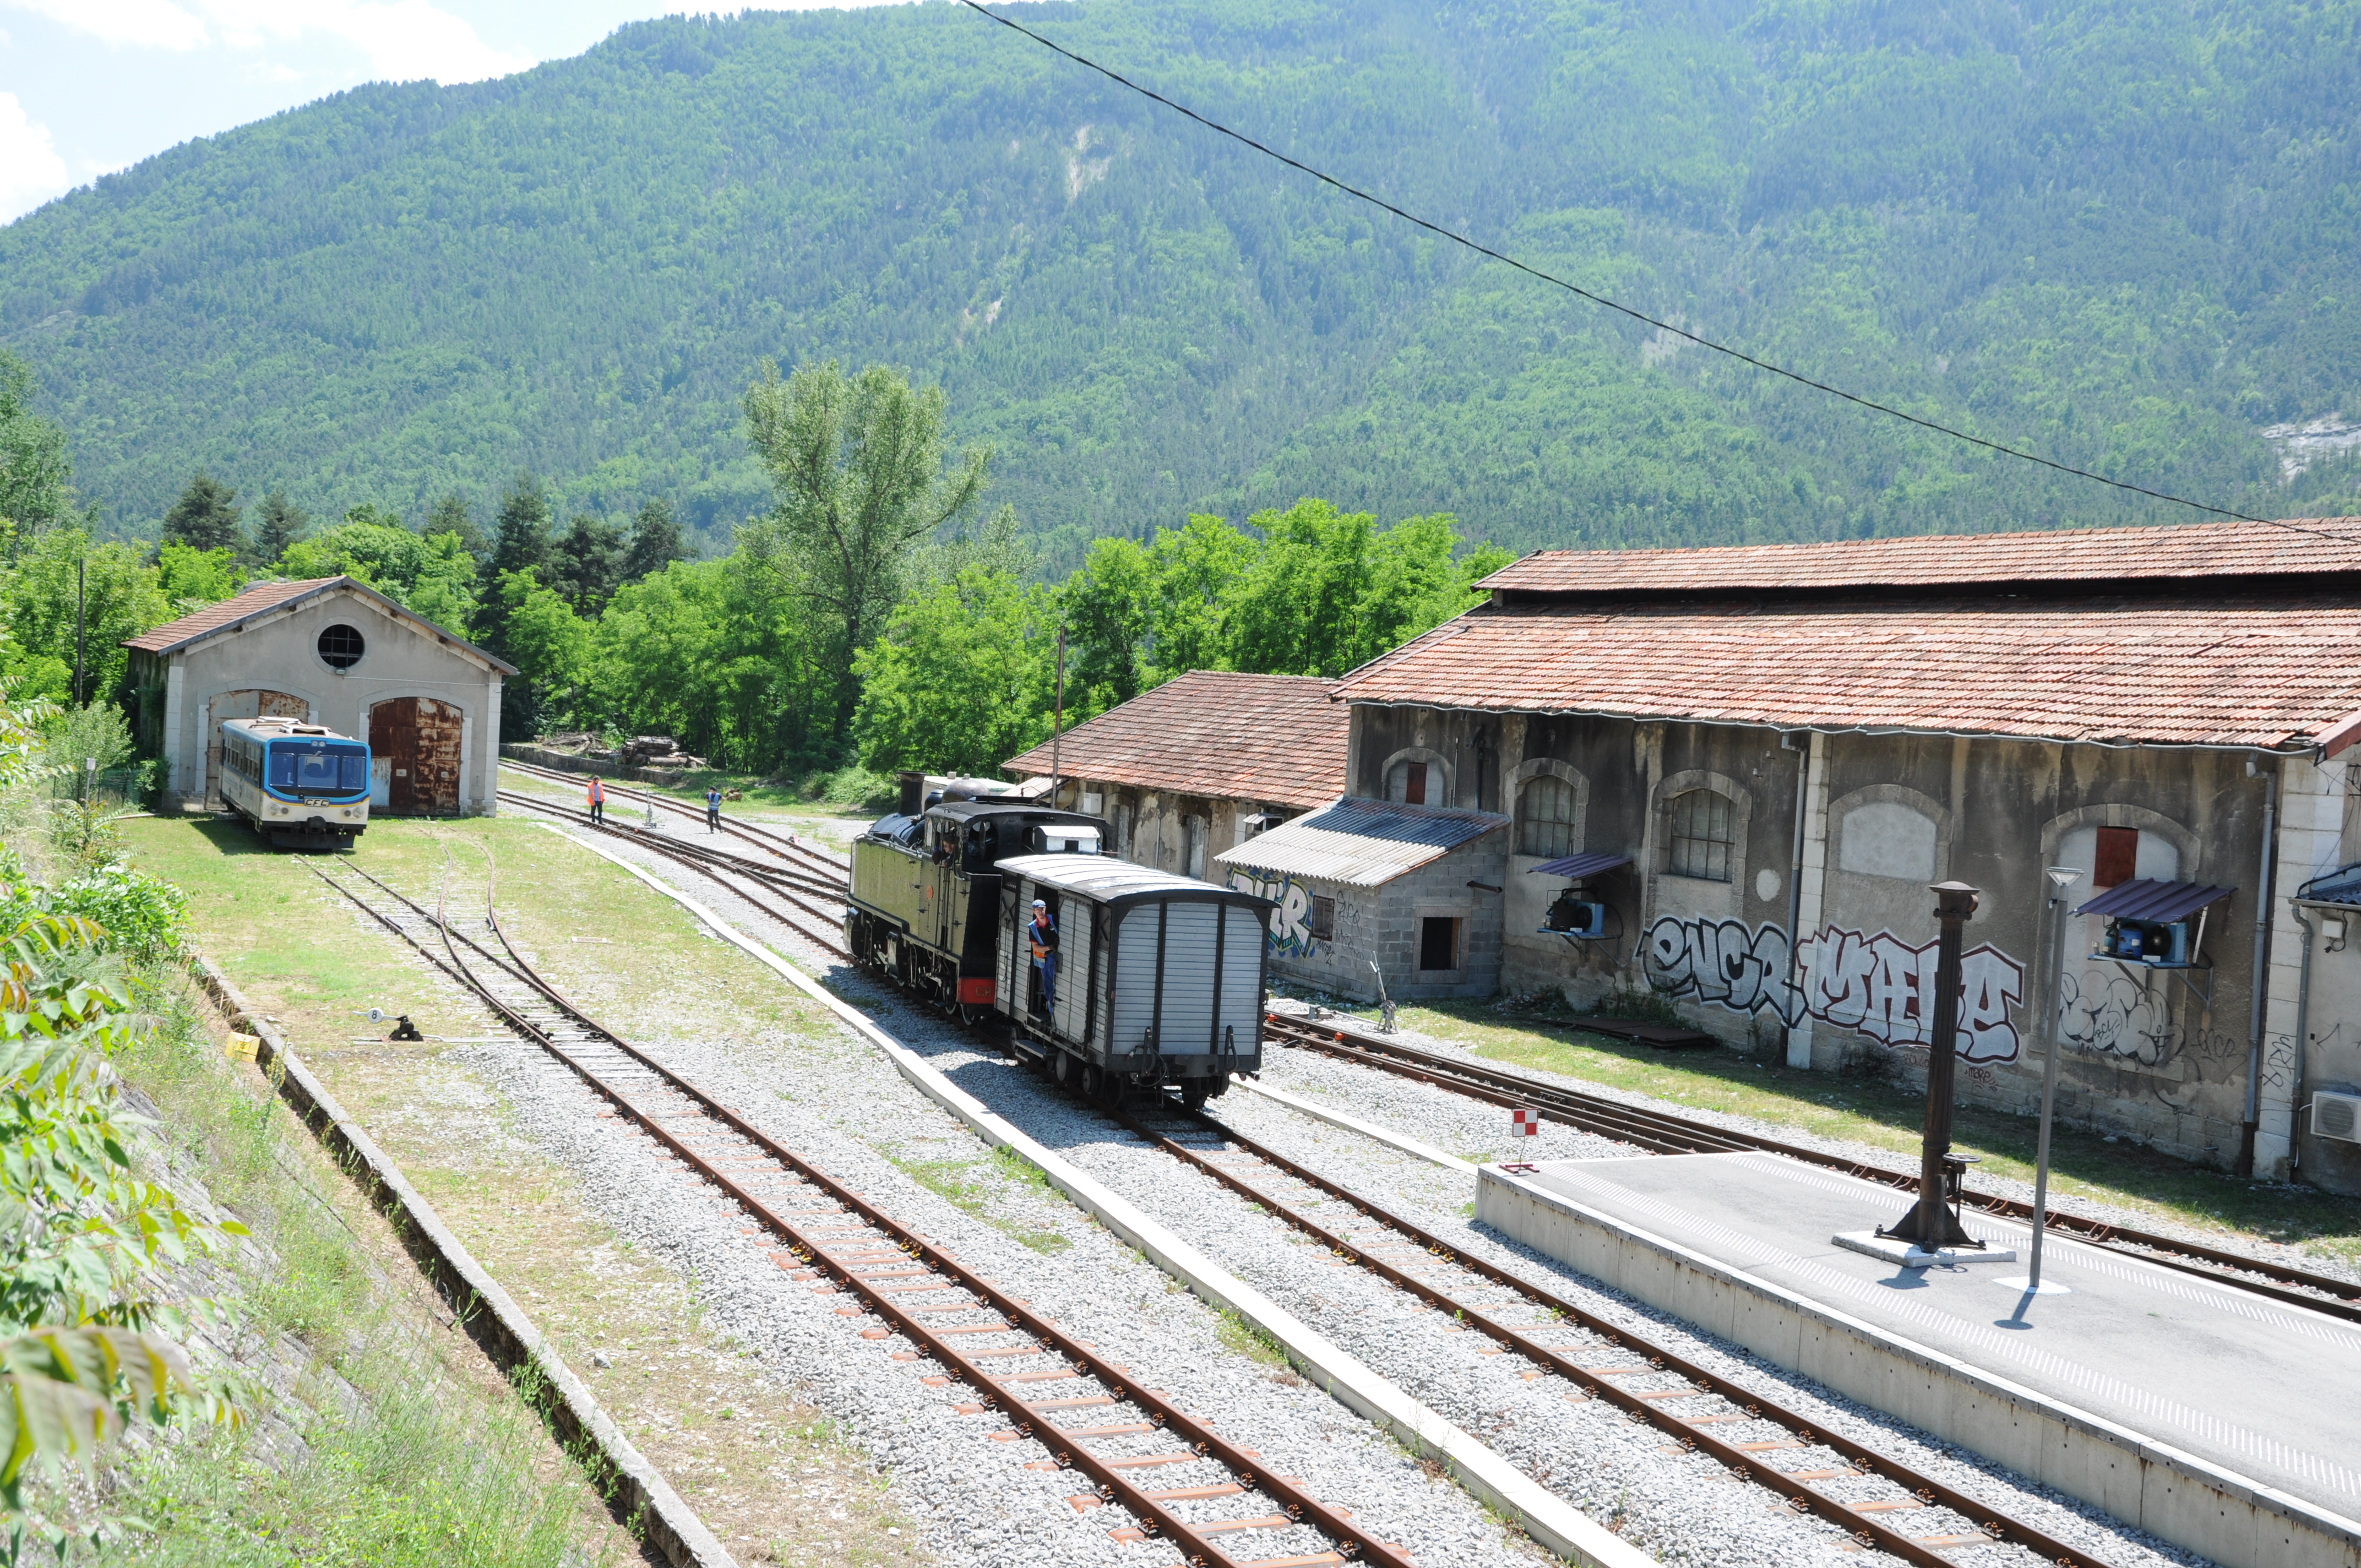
{"left": 487, "top": 804, "right": 2227, "bottom": 1567}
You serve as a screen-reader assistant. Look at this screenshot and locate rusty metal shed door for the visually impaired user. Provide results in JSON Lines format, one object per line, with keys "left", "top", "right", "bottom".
{"left": 372, "top": 696, "right": 463, "bottom": 815}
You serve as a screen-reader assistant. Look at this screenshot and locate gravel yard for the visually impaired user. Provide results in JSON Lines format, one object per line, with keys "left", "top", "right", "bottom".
{"left": 502, "top": 805, "right": 2215, "bottom": 1567}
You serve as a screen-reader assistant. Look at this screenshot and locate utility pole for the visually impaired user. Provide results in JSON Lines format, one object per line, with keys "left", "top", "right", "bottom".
{"left": 73, "top": 556, "right": 85, "bottom": 707}
{"left": 1050, "top": 625, "right": 1067, "bottom": 805}
{"left": 1880, "top": 881, "right": 1985, "bottom": 1252}
{"left": 2015, "top": 865, "right": 2085, "bottom": 1294}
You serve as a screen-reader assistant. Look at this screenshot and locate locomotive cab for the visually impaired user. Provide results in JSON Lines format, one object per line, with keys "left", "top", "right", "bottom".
{"left": 846, "top": 801, "right": 1107, "bottom": 1014}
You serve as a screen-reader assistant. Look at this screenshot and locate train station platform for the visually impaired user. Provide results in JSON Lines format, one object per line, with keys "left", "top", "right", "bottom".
{"left": 1478, "top": 1152, "right": 2361, "bottom": 1568}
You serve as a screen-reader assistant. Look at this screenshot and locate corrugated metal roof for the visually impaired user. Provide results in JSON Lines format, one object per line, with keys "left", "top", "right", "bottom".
{"left": 1214, "top": 797, "right": 1507, "bottom": 889}
{"left": 1000, "top": 853, "right": 1249, "bottom": 904}
{"left": 1527, "top": 851, "right": 1633, "bottom": 880}
{"left": 2300, "top": 865, "right": 2361, "bottom": 908}
{"left": 2075, "top": 878, "right": 2237, "bottom": 922}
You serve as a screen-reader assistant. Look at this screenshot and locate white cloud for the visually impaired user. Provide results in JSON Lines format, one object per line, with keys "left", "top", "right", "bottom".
{"left": 0, "top": 91, "right": 70, "bottom": 218}
{"left": 206, "top": 0, "right": 530, "bottom": 83}
{"left": 3, "top": 0, "right": 530, "bottom": 80}
{"left": 2, "top": 0, "right": 207, "bottom": 50}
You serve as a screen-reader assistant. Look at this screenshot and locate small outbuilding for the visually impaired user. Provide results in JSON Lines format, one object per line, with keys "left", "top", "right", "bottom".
{"left": 125, "top": 576, "right": 512, "bottom": 816}
{"left": 1215, "top": 796, "right": 1508, "bottom": 1003}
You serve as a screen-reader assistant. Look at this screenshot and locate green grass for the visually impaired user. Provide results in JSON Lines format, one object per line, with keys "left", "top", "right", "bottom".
{"left": 1399, "top": 997, "right": 2361, "bottom": 1267}
{"left": 879, "top": 1149, "right": 1071, "bottom": 1256}
{"left": 1215, "top": 1308, "right": 1290, "bottom": 1371}
{"left": 109, "top": 974, "right": 612, "bottom": 1567}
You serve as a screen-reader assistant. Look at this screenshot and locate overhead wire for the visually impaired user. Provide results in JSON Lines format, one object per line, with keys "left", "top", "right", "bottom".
{"left": 953, "top": 0, "right": 2353, "bottom": 541}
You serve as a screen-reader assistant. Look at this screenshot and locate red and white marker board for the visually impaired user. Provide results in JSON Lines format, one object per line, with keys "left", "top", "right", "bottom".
{"left": 1511, "top": 1107, "right": 1540, "bottom": 1137}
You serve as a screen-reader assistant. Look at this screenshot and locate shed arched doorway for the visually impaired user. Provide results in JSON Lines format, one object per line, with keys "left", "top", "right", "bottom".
{"left": 205, "top": 689, "right": 309, "bottom": 809}
{"left": 368, "top": 697, "right": 464, "bottom": 815}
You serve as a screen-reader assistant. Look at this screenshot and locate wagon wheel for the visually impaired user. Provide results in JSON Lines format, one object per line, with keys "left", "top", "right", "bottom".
{"left": 1081, "top": 1062, "right": 1105, "bottom": 1100}
{"left": 1180, "top": 1078, "right": 1211, "bottom": 1112}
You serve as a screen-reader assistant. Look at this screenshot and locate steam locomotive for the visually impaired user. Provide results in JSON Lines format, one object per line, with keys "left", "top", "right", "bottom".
{"left": 846, "top": 791, "right": 1274, "bottom": 1105}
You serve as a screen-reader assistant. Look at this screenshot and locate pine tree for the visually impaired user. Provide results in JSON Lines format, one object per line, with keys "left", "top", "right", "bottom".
{"left": 252, "top": 489, "right": 308, "bottom": 564}
{"left": 620, "top": 497, "right": 689, "bottom": 584}
{"left": 488, "top": 475, "right": 553, "bottom": 580}
{"left": 161, "top": 470, "right": 245, "bottom": 558}
{"left": 553, "top": 513, "right": 623, "bottom": 612}
{"left": 425, "top": 492, "right": 491, "bottom": 560}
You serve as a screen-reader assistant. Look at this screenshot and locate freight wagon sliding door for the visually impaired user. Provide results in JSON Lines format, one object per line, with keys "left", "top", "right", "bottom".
{"left": 369, "top": 697, "right": 464, "bottom": 815}
{"left": 204, "top": 690, "right": 308, "bottom": 808}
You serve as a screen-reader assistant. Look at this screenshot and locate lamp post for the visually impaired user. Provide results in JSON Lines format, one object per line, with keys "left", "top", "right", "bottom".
{"left": 2022, "top": 864, "right": 2086, "bottom": 1294}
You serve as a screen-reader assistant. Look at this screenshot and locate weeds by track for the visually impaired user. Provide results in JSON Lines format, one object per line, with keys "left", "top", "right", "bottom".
{"left": 310, "top": 857, "right": 1416, "bottom": 1568}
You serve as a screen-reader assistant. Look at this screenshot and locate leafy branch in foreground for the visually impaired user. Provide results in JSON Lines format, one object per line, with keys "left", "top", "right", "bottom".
{"left": 0, "top": 900, "right": 243, "bottom": 1559}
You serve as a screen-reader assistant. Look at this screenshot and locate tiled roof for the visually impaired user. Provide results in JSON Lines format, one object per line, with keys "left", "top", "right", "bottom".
{"left": 123, "top": 578, "right": 335, "bottom": 651}
{"left": 123, "top": 575, "right": 518, "bottom": 673}
{"left": 1336, "top": 594, "right": 2361, "bottom": 750}
{"left": 1003, "top": 671, "right": 1346, "bottom": 810}
{"left": 1215, "top": 797, "right": 1507, "bottom": 888}
{"left": 1479, "top": 518, "right": 2361, "bottom": 598}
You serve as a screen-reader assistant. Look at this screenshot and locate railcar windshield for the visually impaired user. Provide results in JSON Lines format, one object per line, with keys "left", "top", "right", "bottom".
{"left": 265, "top": 741, "right": 369, "bottom": 797}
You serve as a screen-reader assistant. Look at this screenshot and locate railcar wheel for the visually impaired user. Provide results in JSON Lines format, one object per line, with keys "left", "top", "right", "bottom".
{"left": 1053, "top": 1050, "right": 1074, "bottom": 1086}
{"left": 1180, "top": 1079, "right": 1210, "bottom": 1111}
{"left": 1081, "top": 1063, "right": 1105, "bottom": 1100}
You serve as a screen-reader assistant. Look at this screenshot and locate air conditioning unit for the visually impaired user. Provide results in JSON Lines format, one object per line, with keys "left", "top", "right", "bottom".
{"left": 1542, "top": 891, "right": 1609, "bottom": 938}
{"left": 2313, "top": 1091, "right": 2361, "bottom": 1144}
{"left": 2101, "top": 917, "right": 2190, "bottom": 967}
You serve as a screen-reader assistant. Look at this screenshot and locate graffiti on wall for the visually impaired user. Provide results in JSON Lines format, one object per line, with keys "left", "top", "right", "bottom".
{"left": 1642, "top": 915, "right": 2026, "bottom": 1063}
{"left": 1642, "top": 917, "right": 1803, "bottom": 1024}
{"left": 1803, "top": 925, "right": 2024, "bottom": 1063}
{"left": 1227, "top": 869, "right": 1317, "bottom": 956}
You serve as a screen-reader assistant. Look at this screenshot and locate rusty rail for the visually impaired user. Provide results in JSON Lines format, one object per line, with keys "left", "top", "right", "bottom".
{"left": 312, "top": 860, "right": 1410, "bottom": 1568}
{"left": 1120, "top": 1102, "right": 2119, "bottom": 1568}
{"left": 1264, "top": 1011, "right": 2361, "bottom": 1325}
{"left": 498, "top": 758, "right": 851, "bottom": 883}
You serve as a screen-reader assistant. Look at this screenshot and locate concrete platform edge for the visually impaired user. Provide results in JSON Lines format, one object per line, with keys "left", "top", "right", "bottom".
{"left": 192, "top": 954, "right": 737, "bottom": 1568}
{"left": 1479, "top": 1162, "right": 2361, "bottom": 1568}
{"left": 1226, "top": 1073, "right": 1478, "bottom": 1173}
{"left": 546, "top": 825, "right": 1651, "bottom": 1568}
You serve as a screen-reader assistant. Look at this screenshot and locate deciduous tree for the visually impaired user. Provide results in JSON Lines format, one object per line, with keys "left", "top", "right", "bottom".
{"left": 741, "top": 359, "right": 989, "bottom": 741}
{"left": 0, "top": 350, "right": 75, "bottom": 543}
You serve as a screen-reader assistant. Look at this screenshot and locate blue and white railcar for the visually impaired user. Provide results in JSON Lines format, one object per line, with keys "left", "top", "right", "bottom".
{"left": 218, "top": 716, "right": 371, "bottom": 850}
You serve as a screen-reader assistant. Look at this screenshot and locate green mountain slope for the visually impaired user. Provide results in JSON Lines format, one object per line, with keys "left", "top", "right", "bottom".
{"left": 5, "top": 0, "right": 2359, "bottom": 563}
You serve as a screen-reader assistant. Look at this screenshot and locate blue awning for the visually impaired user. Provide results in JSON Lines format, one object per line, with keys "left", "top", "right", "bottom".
{"left": 2075, "top": 878, "right": 2235, "bottom": 922}
{"left": 2299, "top": 864, "right": 2361, "bottom": 908}
{"left": 1527, "top": 851, "right": 1634, "bottom": 880}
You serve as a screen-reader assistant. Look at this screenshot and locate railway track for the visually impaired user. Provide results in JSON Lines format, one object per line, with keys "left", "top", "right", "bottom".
{"left": 1118, "top": 1099, "right": 2117, "bottom": 1568}
{"left": 495, "top": 788, "right": 853, "bottom": 960}
{"left": 310, "top": 857, "right": 1418, "bottom": 1568}
{"left": 499, "top": 756, "right": 850, "bottom": 879}
{"left": 1265, "top": 1010, "right": 2361, "bottom": 1326}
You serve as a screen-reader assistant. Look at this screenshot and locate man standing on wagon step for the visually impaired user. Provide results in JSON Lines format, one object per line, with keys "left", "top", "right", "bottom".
{"left": 1029, "top": 898, "right": 1058, "bottom": 1019}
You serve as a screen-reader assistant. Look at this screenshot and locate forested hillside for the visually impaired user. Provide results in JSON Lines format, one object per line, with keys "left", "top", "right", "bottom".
{"left": 5, "top": 0, "right": 2361, "bottom": 564}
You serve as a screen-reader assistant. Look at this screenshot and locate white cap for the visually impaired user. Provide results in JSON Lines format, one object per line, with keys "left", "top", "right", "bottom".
{"left": 1032, "top": 899, "right": 1046, "bottom": 908}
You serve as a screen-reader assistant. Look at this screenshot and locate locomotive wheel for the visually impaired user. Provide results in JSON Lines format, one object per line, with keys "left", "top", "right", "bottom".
{"left": 1180, "top": 1079, "right": 1211, "bottom": 1111}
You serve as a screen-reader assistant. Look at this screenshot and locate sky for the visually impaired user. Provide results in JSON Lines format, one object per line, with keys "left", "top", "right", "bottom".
{"left": 0, "top": 1, "right": 905, "bottom": 224}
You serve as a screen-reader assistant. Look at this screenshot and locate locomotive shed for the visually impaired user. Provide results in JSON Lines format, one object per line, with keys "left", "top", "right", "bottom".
{"left": 475, "top": 772, "right": 2222, "bottom": 1567}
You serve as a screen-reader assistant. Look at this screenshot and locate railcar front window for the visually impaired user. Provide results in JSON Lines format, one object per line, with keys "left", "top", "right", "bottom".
{"left": 268, "top": 745, "right": 369, "bottom": 795}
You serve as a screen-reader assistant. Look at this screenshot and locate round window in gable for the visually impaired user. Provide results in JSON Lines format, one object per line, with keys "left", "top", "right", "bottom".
{"left": 317, "top": 624, "right": 366, "bottom": 669}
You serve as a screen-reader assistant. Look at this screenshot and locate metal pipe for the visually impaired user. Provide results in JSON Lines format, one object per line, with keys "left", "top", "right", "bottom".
{"left": 2028, "top": 872, "right": 2080, "bottom": 1290}
{"left": 1782, "top": 733, "right": 1809, "bottom": 1059}
{"left": 2291, "top": 902, "right": 2317, "bottom": 1178}
{"left": 1883, "top": 881, "right": 1979, "bottom": 1250}
{"left": 2240, "top": 767, "right": 2279, "bottom": 1175}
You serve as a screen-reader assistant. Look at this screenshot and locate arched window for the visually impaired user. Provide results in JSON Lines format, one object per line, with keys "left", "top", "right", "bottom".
{"left": 1667, "top": 789, "right": 1733, "bottom": 881}
{"left": 1519, "top": 775, "right": 1577, "bottom": 858}
{"left": 1386, "top": 758, "right": 1442, "bottom": 805}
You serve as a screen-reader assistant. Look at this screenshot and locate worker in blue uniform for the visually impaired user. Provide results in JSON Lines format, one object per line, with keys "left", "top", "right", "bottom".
{"left": 1029, "top": 897, "right": 1058, "bottom": 1018}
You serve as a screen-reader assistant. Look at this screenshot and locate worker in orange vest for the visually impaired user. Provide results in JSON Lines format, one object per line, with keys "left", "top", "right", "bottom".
{"left": 587, "top": 775, "right": 606, "bottom": 826}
